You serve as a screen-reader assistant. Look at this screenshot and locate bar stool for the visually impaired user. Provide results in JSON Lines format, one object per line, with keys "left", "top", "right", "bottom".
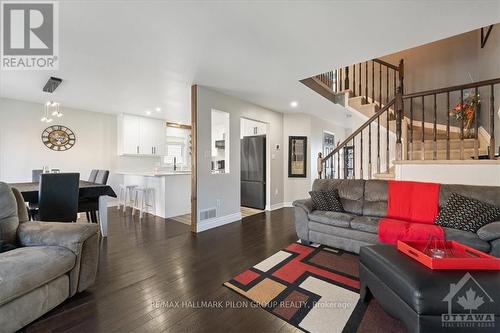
{"left": 117, "top": 184, "right": 138, "bottom": 214}
{"left": 132, "top": 187, "right": 156, "bottom": 219}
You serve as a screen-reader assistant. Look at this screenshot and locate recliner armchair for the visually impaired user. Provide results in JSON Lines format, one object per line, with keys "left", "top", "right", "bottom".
{"left": 0, "top": 182, "right": 100, "bottom": 333}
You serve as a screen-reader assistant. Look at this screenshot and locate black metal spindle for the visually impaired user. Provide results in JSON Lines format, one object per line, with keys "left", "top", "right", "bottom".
{"left": 358, "top": 63, "right": 362, "bottom": 98}
{"left": 474, "top": 87, "right": 479, "bottom": 159}
{"left": 353, "top": 64, "right": 356, "bottom": 96}
{"left": 339, "top": 68, "right": 343, "bottom": 91}
{"left": 368, "top": 122, "right": 372, "bottom": 179}
{"left": 352, "top": 138, "right": 356, "bottom": 179}
{"left": 379, "top": 63, "right": 382, "bottom": 108}
{"left": 489, "top": 84, "right": 495, "bottom": 159}
{"left": 433, "top": 94, "right": 437, "bottom": 160}
{"left": 360, "top": 131, "right": 364, "bottom": 179}
{"left": 377, "top": 116, "right": 381, "bottom": 173}
{"left": 410, "top": 98, "right": 413, "bottom": 160}
{"left": 386, "top": 68, "right": 389, "bottom": 104}
{"left": 371, "top": 60, "right": 375, "bottom": 105}
{"left": 365, "top": 62, "right": 368, "bottom": 100}
{"left": 460, "top": 89, "right": 464, "bottom": 160}
{"left": 393, "top": 70, "right": 396, "bottom": 100}
{"left": 337, "top": 152, "right": 340, "bottom": 179}
{"left": 421, "top": 96, "right": 425, "bottom": 160}
{"left": 446, "top": 92, "right": 450, "bottom": 160}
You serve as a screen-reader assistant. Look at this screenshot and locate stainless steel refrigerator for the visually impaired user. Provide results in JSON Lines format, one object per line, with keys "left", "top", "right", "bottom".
{"left": 241, "top": 135, "right": 266, "bottom": 209}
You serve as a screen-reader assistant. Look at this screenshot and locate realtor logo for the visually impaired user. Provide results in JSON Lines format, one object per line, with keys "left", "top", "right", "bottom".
{"left": 442, "top": 272, "right": 496, "bottom": 329}
{"left": 1, "top": 1, "right": 59, "bottom": 70}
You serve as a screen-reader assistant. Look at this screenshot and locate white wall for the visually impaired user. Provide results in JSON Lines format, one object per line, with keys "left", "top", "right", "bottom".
{"left": 282, "top": 113, "right": 348, "bottom": 205}
{"left": 0, "top": 97, "right": 117, "bottom": 185}
{"left": 395, "top": 161, "right": 500, "bottom": 186}
{"left": 0, "top": 97, "right": 174, "bottom": 202}
{"left": 195, "top": 86, "right": 284, "bottom": 231}
{"left": 241, "top": 118, "right": 267, "bottom": 138}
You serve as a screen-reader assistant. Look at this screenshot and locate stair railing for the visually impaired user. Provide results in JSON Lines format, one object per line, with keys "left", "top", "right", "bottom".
{"left": 321, "top": 99, "right": 396, "bottom": 179}
{"left": 313, "top": 58, "right": 402, "bottom": 108}
{"left": 402, "top": 78, "right": 500, "bottom": 160}
{"left": 320, "top": 59, "right": 404, "bottom": 179}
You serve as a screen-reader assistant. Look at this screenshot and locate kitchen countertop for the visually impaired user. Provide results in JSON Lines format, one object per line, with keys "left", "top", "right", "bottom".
{"left": 115, "top": 171, "right": 191, "bottom": 177}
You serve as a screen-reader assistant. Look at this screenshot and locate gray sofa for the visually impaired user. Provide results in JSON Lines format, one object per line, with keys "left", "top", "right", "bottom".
{"left": 0, "top": 182, "right": 100, "bottom": 333}
{"left": 293, "top": 179, "right": 500, "bottom": 256}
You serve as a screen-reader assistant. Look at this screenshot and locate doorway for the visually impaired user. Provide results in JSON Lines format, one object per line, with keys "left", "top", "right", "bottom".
{"left": 240, "top": 118, "right": 268, "bottom": 214}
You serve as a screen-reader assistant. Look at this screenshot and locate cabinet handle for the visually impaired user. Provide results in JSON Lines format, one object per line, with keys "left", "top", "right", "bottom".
{"left": 137, "top": 146, "right": 139, "bottom": 154}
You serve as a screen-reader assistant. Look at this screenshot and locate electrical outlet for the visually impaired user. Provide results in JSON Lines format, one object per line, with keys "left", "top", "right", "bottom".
{"left": 274, "top": 188, "right": 278, "bottom": 196}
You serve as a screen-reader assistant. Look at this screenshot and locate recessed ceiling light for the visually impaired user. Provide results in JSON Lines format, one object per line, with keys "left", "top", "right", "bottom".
{"left": 155, "top": 107, "right": 162, "bottom": 112}
{"left": 146, "top": 110, "right": 151, "bottom": 115}
{"left": 290, "top": 101, "right": 298, "bottom": 108}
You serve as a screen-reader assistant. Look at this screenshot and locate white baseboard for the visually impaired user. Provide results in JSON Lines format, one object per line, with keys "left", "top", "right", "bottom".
{"left": 265, "top": 202, "right": 293, "bottom": 211}
{"left": 479, "top": 126, "right": 491, "bottom": 142}
{"left": 196, "top": 212, "right": 242, "bottom": 233}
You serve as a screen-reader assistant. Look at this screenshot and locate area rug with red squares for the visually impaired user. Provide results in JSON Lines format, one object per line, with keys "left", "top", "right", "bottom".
{"left": 224, "top": 242, "right": 404, "bottom": 333}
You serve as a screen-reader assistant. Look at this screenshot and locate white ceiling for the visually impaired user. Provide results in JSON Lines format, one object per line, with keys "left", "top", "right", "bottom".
{"left": 1, "top": 0, "right": 499, "bottom": 126}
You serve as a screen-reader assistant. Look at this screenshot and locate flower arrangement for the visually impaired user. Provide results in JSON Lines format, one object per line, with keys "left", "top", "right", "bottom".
{"left": 450, "top": 92, "right": 480, "bottom": 138}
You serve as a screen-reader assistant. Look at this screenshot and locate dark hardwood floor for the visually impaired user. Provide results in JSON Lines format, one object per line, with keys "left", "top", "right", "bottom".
{"left": 23, "top": 208, "right": 302, "bottom": 333}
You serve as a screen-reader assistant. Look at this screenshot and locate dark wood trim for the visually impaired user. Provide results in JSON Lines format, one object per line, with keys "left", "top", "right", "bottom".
{"left": 481, "top": 25, "right": 494, "bottom": 48}
{"left": 402, "top": 78, "right": 500, "bottom": 99}
{"left": 373, "top": 58, "right": 399, "bottom": 71}
{"left": 190, "top": 85, "right": 197, "bottom": 233}
{"left": 166, "top": 122, "right": 191, "bottom": 130}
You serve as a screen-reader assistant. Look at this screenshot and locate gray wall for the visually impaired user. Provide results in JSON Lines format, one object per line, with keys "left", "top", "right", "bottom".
{"left": 196, "top": 86, "right": 284, "bottom": 223}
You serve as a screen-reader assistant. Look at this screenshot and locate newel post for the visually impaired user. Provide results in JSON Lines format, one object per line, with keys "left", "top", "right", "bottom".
{"left": 395, "top": 59, "right": 404, "bottom": 161}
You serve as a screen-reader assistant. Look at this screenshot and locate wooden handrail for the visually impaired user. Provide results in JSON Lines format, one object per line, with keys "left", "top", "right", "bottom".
{"left": 373, "top": 58, "right": 399, "bottom": 71}
{"left": 403, "top": 78, "right": 500, "bottom": 99}
{"left": 322, "top": 98, "right": 396, "bottom": 162}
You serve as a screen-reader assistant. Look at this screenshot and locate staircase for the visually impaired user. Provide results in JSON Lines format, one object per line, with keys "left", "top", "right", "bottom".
{"left": 301, "top": 59, "right": 499, "bottom": 180}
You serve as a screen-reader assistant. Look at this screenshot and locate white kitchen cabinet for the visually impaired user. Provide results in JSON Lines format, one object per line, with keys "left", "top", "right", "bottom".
{"left": 118, "top": 114, "right": 166, "bottom": 156}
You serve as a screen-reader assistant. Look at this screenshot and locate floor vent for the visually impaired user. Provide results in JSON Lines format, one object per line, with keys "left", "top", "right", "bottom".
{"left": 199, "top": 208, "right": 217, "bottom": 221}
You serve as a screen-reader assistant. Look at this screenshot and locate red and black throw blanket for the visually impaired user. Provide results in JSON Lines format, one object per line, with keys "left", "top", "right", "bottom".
{"left": 379, "top": 180, "right": 444, "bottom": 244}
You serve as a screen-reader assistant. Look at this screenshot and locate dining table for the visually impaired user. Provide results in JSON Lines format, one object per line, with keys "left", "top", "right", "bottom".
{"left": 9, "top": 180, "right": 116, "bottom": 237}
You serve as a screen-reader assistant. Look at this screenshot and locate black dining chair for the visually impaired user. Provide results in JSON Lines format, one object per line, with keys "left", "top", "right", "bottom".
{"left": 88, "top": 169, "right": 99, "bottom": 183}
{"left": 82, "top": 170, "right": 110, "bottom": 222}
{"left": 95, "top": 170, "right": 109, "bottom": 185}
{"left": 32, "top": 169, "right": 43, "bottom": 182}
{"left": 38, "top": 173, "right": 80, "bottom": 222}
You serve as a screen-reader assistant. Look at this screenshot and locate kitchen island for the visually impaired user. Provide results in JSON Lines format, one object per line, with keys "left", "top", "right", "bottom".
{"left": 115, "top": 171, "right": 191, "bottom": 219}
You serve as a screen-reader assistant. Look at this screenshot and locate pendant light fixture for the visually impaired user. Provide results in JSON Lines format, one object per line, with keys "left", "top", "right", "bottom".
{"left": 41, "top": 77, "right": 64, "bottom": 123}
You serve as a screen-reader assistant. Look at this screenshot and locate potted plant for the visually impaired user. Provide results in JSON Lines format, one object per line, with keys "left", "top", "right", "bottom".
{"left": 450, "top": 92, "right": 480, "bottom": 138}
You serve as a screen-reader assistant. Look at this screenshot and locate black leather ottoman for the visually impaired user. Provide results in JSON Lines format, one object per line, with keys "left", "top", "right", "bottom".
{"left": 359, "top": 245, "right": 500, "bottom": 333}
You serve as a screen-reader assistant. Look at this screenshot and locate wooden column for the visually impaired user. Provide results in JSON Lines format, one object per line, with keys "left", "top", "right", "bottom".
{"left": 190, "top": 85, "right": 198, "bottom": 233}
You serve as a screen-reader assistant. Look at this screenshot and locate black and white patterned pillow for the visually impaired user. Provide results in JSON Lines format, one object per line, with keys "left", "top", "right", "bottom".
{"left": 435, "top": 193, "right": 500, "bottom": 233}
{"left": 323, "top": 190, "right": 344, "bottom": 212}
{"left": 309, "top": 190, "right": 344, "bottom": 212}
{"left": 309, "top": 191, "right": 330, "bottom": 211}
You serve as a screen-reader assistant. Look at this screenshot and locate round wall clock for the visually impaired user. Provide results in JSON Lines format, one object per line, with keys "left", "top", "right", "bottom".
{"left": 41, "top": 125, "right": 76, "bottom": 151}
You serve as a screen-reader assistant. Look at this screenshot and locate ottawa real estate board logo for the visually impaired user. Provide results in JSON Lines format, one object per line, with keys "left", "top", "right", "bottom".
{"left": 442, "top": 272, "right": 496, "bottom": 329}
{"left": 1, "top": 1, "right": 59, "bottom": 70}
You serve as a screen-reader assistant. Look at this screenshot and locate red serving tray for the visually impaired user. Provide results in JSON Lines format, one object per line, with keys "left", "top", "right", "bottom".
{"left": 397, "top": 240, "right": 500, "bottom": 270}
